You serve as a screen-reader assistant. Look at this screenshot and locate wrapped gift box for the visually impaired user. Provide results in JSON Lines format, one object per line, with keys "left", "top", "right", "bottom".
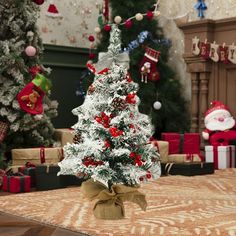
{"left": 54, "top": 129, "right": 74, "bottom": 146}
{"left": 161, "top": 162, "right": 214, "bottom": 176}
{"left": 35, "top": 165, "right": 65, "bottom": 191}
{"left": 151, "top": 141, "right": 169, "bottom": 163}
{"left": 205, "top": 145, "right": 235, "bottom": 169}
{"left": 59, "top": 175, "right": 84, "bottom": 187}
{"left": 167, "top": 154, "right": 202, "bottom": 163}
{"left": 12, "top": 147, "right": 64, "bottom": 166}
{"left": 161, "top": 133, "right": 200, "bottom": 155}
{"left": 18, "top": 166, "right": 36, "bottom": 188}
{"left": 2, "top": 174, "right": 30, "bottom": 193}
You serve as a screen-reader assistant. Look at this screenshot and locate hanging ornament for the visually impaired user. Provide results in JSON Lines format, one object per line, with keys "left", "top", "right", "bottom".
{"left": 17, "top": 74, "right": 52, "bottom": 115}
{"left": 0, "top": 121, "right": 9, "bottom": 144}
{"left": 124, "top": 19, "right": 133, "bottom": 29}
{"left": 200, "top": 39, "right": 210, "bottom": 59}
{"left": 219, "top": 43, "right": 229, "bottom": 64}
{"left": 135, "top": 13, "right": 144, "bottom": 21}
{"left": 228, "top": 43, "right": 236, "bottom": 64}
{"left": 153, "top": 101, "right": 162, "bottom": 110}
{"left": 87, "top": 84, "right": 95, "bottom": 95}
{"left": 209, "top": 41, "right": 219, "bottom": 62}
{"left": 46, "top": 0, "right": 61, "bottom": 18}
{"left": 73, "top": 133, "right": 82, "bottom": 144}
{"left": 103, "top": 24, "right": 111, "bottom": 32}
{"left": 194, "top": 0, "right": 207, "bottom": 18}
{"left": 25, "top": 45, "right": 37, "bottom": 57}
{"left": 139, "top": 47, "right": 161, "bottom": 82}
{"left": 146, "top": 11, "right": 154, "bottom": 20}
{"left": 114, "top": 16, "right": 122, "bottom": 24}
{"left": 94, "top": 27, "right": 101, "bottom": 34}
{"left": 192, "top": 36, "right": 200, "bottom": 55}
{"left": 32, "top": 0, "right": 44, "bottom": 5}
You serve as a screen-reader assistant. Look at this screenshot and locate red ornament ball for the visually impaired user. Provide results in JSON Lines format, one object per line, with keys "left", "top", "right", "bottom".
{"left": 104, "top": 24, "right": 112, "bottom": 32}
{"left": 146, "top": 173, "right": 152, "bottom": 179}
{"left": 33, "top": 0, "right": 44, "bottom": 5}
{"left": 124, "top": 19, "right": 133, "bottom": 29}
{"left": 146, "top": 11, "right": 154, "bottom": 20}
{"left": 88, "top": 35, "right": 95, "bottom": 42}
{"left": 25, "top": 46, "right": 37, "bottom": 57}
{"left": 88, "top": 53, "right": 96, "bottom": 59}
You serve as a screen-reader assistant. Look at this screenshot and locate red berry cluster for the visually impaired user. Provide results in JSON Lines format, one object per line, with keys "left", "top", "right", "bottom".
{"left": 104, "top": 139, "right": 111, "bottom": 148}
{"left": 129, "top": 152, "right": 143, "bottom": 167}
{"left": 126, "top": 93, "right": 136, "bottom": 104}
{"left": 139, "top": 171, "right": 152, "bottom": 181}
{"left": 95, "top": 112, "right": 112, "bottom": 128}
{"left": 109, "top": 127, "right": 123, "bottom": 137}
{"left": 83, "top": 157, "right": 104, "bottom": 167}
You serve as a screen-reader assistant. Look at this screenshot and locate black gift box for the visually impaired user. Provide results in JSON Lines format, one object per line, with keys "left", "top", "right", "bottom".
{"left": 18, "top": 167, "right": 36, "bottom": 188}
{"left": 161, "top": 162, "right": 214, "bottom": 176}
{"left": 59, "top": 175, "right": 84, "bottom": 187}
{"left": 35, "top": 165, "right": 64, "bottom": 191}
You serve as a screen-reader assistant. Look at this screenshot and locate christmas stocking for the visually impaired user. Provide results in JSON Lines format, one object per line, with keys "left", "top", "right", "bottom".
{"left": 192, "top": 36, "right": 200, "bottom": 55}
{"left": 219, "top": 44, "right": 229, "bottom": 64}
{"left": 209, "top": 42, "right": 219, "bottom": 62}
{"left": 228, "top": 43, "right": 236, "bottom": 64}
{"left": 17, "top": 74, "right": 52, "bottom": 115}
{"left": 200, "top": 40, "right": 210, "bottom": 59}
{"left": 139, "top": 47, "right": 160, "bottom": 82}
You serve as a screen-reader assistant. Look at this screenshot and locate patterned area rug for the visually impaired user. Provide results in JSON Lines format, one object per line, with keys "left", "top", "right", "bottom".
{"left": 0, "top": 169, "right": 236, "bottom": 236}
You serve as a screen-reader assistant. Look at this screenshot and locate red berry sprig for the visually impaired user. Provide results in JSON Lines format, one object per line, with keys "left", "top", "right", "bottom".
{"left": 95, "top": 112, "right": 112, "bottom": 128}
{"left": 109, "top": 127, "right": 123, "bottom": 137}
{"left": 129, "top": 152, "right": 143, "bottom": 167}
{"left": 83, "top": 157, "right": 104, "bottom": 167}
{"left": 126, "top": 93, "right": 136, "bottom": 104}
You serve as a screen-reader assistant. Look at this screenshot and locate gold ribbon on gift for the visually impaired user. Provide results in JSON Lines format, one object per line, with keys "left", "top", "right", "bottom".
{"left": 81, "top": 179, "right": 147, "bottom": 220}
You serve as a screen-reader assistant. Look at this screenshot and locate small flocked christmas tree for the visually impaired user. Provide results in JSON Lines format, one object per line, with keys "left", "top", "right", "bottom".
{"left": 0, "top": 0, "right": 58, "bottom": 159}
{"left": 58, "top": 25, "right": 161, "bottom": 220}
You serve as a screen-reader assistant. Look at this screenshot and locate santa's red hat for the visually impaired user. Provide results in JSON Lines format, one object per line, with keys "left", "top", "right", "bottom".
{"left": 46, "top": 0, "right": 61, "bottom": 18}
{"left": 204, "top": 101, "right": 230, "bottom": 121}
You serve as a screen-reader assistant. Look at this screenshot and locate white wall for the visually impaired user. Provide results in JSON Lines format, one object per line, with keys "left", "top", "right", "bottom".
{"left": 37, "top": 0, "right": 236, "bottom": 100}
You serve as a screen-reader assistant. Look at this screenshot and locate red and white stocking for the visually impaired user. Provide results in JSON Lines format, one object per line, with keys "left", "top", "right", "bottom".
{"left": 192, "top": 36, "right": 200, "bottom": 55}
{"left": 219, "top": 44, "right": 229, "bottom": 64}
{"left": 140, "top": 47, "right": 160, "bottom": 82}
{"left": 210, "top": 41, "right": 219, "bottom": 62}
{"left": 228, "top": 43, "right": 236, "bottom": 64}
{"left": 200, "top": 40, "right": 210, "bottom": 59}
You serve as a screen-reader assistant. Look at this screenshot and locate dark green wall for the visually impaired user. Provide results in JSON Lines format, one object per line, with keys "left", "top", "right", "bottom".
{"left": 42, "top": 44, "right": 89, "bottom": 128}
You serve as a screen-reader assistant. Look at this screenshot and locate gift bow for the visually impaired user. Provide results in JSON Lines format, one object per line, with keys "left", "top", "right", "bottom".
{"left": 81, "top": 179, "right": 147, "bottom": 220}
{"left": 93, "top": 51, "right": 130, "bottom": 74}
{"left": 194, "top": 0, "right": 207, "bottom": 18}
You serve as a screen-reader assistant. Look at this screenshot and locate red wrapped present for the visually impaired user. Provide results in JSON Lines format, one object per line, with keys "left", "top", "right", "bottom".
{"left": 2, "top": 173, "right": 31, "bottom": 193}
{"left": 18, "top": 162, "right": 36, "bottom": 188}
{"left": 161, "top": 133, "right": 200, "bottom": 155}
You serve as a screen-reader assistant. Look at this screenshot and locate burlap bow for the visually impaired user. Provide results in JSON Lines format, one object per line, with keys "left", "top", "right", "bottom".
{"left": 94, "top": 51, "right": 130, "bottom": 74}
{"left": 81, "top": 179, "right": 147, "bottom": 220}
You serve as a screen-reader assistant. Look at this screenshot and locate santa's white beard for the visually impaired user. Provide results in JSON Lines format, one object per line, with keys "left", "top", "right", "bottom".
{"left": 206, "top": 117, "right": 235, "bottom": 131}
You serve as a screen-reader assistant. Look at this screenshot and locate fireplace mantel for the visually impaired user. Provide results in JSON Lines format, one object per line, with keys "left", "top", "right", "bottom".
{"left": 178, "top": 17, "right": 236, "bottom": 134}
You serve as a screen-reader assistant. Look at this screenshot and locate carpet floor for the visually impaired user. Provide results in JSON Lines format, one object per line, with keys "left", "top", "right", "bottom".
{"left": 0, "top": 169, "right": 236, "bottom": 236}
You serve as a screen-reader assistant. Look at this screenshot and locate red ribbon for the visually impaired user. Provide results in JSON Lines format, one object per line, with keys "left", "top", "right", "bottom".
{"left": 40, "top": 147, "right": 45, "bottom": 164}
{"left": 213, "top": 145, "right": 219, "bottom": 169}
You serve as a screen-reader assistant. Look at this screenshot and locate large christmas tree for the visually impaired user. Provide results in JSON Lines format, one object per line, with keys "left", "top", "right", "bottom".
{"left": 58, "top": 25, "right": 161, "bottom": 219}
{"left": 0, "top": 0, "right": 58, "bottom": 161}
{"left": 90, "top": 0, "right": 190, "bottom": 138}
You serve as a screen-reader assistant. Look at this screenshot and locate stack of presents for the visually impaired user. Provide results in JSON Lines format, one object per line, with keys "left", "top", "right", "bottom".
{"left": 159, "top": 100, "right": 236, "bottom": 176}
{"left": 0, "top": 129, "right": 82, "bottom": 194}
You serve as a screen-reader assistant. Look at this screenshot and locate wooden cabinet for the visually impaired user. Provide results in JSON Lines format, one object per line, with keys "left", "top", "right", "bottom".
{"left": 178, "top": 17, "right": 236, "bottom": 134}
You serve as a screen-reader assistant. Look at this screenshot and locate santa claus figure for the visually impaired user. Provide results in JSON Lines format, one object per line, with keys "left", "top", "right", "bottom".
{"left": 202, "top": 101, "right": 236, "bottom": 146}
